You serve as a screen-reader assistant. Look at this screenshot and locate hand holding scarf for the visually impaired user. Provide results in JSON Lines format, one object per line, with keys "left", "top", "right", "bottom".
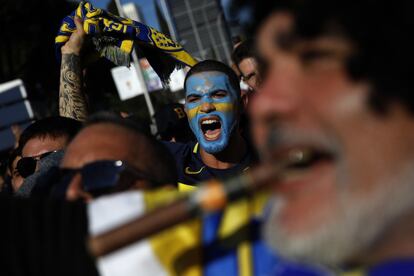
{"left": 56, "top": 1, "right": 198, "bottom": 82}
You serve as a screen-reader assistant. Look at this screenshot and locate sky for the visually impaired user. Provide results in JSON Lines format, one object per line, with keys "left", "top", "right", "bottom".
{"left": 88, "top": 0, "right": 160, "bottom": 29}
{"left": 87, "top": 0, "right": 231, "bottom": 31}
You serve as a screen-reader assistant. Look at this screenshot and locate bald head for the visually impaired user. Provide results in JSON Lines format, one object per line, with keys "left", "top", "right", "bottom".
{"left": 63, "top": 123, "right": 144, "bottom": 169}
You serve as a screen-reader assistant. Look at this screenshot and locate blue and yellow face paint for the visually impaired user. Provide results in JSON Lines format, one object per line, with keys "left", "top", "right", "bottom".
{"left": 185, "top": 72, "right": 240, "bottom": 154}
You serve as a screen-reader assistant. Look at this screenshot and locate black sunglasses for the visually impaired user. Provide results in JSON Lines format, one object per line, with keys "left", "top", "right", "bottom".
{"left": 17, "top": 151, "right": 58, "bottom": 178}
{"left": 54, "top": 160, "right": 152, "bottom": 197}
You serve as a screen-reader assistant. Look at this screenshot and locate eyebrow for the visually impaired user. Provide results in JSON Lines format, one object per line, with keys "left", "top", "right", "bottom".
{"left": 212, "top": 89, "right": 228, "bottom": 94}
{"left": 186, "top": 93, "right": 201, "bottom": 98}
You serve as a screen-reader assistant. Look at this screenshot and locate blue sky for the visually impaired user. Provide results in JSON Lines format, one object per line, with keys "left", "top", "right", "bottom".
{"left": 89, "top": 0, "right": 160, "bottom": 29}
{"left": 87, "top": 0, "right": 231, "bottom": 31}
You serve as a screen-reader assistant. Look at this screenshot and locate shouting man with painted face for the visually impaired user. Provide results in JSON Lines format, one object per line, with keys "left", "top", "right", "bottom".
{"left": 58, "top": 20, "right": 251, "bottom": 190}
{"left": 164, "top": 60, "right": 251, "bottom": 191}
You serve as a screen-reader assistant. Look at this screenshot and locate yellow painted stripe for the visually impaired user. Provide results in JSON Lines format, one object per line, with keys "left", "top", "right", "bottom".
{"left": 186, "top": 102, "right": 234, "bottom": 120}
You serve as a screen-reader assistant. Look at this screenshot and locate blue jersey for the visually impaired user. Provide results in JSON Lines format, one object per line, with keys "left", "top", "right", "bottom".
{"left": 162, "top": 141, "right": 252, "bottom": 191}
{"left": 342, "top": 259, "right": 414, "bottom": 276}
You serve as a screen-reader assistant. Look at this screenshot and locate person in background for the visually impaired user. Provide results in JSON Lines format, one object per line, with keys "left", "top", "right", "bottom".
{"left": 8, "top": 149, "right": 23, "bottom": 192}
{"left": 232, "top": 38, "right": 261, "bottom": 95}
{"left": 154, "top": 103, "right": 195, "bottom": 143}
{"left": 58, "top": 113, "right": 177, "bottom": 202}
{"left": 15, "top": 116, "right": 82, "bottom": 196}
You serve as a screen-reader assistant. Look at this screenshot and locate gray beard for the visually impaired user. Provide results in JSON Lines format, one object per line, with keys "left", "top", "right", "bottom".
{"left": 263, "top": 161, "right": 414, "bottom": 267}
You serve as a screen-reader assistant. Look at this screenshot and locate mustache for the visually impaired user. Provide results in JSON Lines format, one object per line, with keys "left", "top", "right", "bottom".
{"left": 259, "top": 126, "right": 342, "bottom": 161}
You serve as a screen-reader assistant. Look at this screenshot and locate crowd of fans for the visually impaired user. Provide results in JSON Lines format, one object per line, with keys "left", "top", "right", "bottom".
{"left": 1, "top": 0, "right": 414, "bottom": 275}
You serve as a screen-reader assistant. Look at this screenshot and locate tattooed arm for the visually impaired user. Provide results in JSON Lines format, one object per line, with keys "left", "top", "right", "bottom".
{"left": 59, "top": 16, "right": 88, "bottom": 121}
{"left": 59, "top": 54, "right": 88, "bottom": 121}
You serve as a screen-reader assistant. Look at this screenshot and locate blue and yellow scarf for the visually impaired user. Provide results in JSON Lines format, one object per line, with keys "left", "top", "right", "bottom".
{"left": 55, "top": 1, "right": 198, "bottom": 81}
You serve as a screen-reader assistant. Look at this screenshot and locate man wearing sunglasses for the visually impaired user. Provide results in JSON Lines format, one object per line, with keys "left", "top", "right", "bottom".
{"left": 14, "top": 116, "right": 82, "bottom": 196}
{"left": 58, "top": 113, "right": 177, "bottom": 202}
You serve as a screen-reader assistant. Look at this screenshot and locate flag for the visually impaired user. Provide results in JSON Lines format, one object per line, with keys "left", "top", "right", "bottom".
{"left": 87, "top": 190, "right": 276, "bottom": 276}
{"left": 55, "top": 1, "right": 198, "bottom": 82}
{"left": 88, "top": 190, "right": 202, "bottom": 276}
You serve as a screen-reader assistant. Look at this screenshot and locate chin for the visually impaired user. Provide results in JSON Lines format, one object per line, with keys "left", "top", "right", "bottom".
{"left": 200, "top": 137, "right": 228, "bottom": 154}
{"left": 198, "top": 125, "right": 233, "bottom": 154}
{"left": 263, "top": 197, "right": 357, "bottom": 266}
{"left": 263, "top": 162, "right": 414, "bottom": 267}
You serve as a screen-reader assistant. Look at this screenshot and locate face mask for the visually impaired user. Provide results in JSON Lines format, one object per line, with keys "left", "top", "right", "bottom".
{"left": 185, "top": 71, "right": 239, "bottom": 154}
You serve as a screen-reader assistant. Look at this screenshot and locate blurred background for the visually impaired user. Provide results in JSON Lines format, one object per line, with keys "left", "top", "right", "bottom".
{"left": 0, "top": 0, "right": 245, "bottom": 153}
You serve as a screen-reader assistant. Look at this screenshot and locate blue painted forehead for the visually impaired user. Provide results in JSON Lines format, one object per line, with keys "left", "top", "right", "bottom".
{"left": 185, "top": 71, "right": 240, "bottom": 98}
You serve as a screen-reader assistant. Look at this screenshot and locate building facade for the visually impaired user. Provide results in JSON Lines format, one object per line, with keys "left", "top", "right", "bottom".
{"left": 159, "top": 0, "right": 233, "bottom": 64}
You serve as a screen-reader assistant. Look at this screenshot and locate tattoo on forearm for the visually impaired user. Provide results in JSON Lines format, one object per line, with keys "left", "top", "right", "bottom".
{"left": 59, "top": 54, "right": 88, "bottom": 121}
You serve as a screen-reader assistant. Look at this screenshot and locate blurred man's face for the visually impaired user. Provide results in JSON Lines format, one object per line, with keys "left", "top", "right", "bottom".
{"left": 251, "top": 13, "right": 414, "bottom": 265}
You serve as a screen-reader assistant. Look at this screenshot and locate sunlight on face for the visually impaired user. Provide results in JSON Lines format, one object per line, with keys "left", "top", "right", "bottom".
{"left": 252, "top": 13, "right": 414, "bottom": 265}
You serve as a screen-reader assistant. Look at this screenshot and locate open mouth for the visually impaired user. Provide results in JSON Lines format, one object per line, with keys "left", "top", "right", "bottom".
{"left": 271, "top": 147, "right": 335, "bottom": 183}
{"left": 200, "top": 116, "right": 222, "bottom": 141}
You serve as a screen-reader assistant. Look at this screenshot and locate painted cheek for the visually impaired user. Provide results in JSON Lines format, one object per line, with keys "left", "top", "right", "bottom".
{"left": 186, "top": 104, "right": 201, "bottom": 120}
{"left": 213, "top": 102, "right": 235, "bottom": 114}
{"left": 190, "top": 116, "right": 199, "bottom": 130}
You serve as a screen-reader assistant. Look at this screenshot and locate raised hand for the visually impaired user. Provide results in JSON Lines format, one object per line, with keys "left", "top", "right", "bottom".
{"left": 59, "top": 16, "right": 88, "bottom": 121}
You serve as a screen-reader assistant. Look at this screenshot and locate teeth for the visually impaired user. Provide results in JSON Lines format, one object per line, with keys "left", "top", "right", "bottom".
{"left": 201, "top": 119, "right": 218, "bottom": 125}
{"left": 287, "top": 149, "right": 312, "bottom": 165}
{"left": 280, "top": 150, "right": 314, "bottom": 179}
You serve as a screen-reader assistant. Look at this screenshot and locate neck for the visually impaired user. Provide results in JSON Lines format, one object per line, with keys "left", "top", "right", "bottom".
{"left": 199, "top": 132, "right": 247, "bottom": 169}
{"left": 348, "top": 209, "right": 414, "bottom": 268}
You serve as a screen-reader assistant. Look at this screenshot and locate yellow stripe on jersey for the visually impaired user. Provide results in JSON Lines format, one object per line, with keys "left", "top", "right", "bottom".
{"left": 193, "top": 143, "right": 199, "bottom": 154}
{"left": 178, "top": 182, "right": 197, "bottom": 192}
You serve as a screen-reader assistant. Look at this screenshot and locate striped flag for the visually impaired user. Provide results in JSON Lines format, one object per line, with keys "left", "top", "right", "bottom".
{"left": 55, "top": 1, "right": 198, "bottom": 82}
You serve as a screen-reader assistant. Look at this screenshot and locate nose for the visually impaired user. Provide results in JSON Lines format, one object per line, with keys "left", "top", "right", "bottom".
{"left": 66, "top": 173, "right": 92, "bottom": 202}
{"left": 200, "top": 99, "right": 216, "bottom": 113}
{"left": 249, "top": 55, "right": 302, "bottom": 148}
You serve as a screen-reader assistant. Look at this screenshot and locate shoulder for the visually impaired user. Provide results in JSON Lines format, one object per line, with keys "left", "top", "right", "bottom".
{"left": 161, "top": 141, "right": 197, "bottom": 157}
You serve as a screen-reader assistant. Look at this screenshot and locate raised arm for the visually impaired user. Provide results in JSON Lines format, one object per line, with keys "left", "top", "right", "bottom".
{"left": 59, "top": 16, "right": 88, "bottom": 121}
